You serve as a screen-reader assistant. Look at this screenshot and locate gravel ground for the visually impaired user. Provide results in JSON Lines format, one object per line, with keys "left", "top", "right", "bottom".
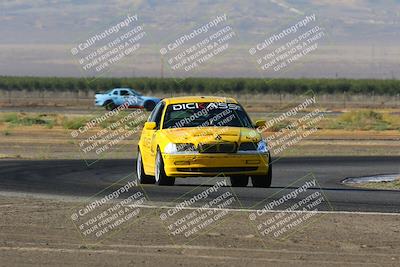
{"left": 0, "top": 195, "right": 399, "bottom": 266}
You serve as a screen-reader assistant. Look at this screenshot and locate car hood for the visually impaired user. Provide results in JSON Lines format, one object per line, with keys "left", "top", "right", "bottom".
{"left": 161, "top": 127, "right": 261, "bottom": 145}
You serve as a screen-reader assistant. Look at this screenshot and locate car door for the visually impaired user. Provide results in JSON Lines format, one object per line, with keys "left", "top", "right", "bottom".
{"left": 141, "top": 101, "right": 165, "bottom": 173}
{"left": 111, "top": 90, "right": 122, "bottom": 105}
{"left": 120, "top": 89, "right": 140, "bottom": 107}
{"left": 127, "top": 89, "right": 143, "bottom": 106}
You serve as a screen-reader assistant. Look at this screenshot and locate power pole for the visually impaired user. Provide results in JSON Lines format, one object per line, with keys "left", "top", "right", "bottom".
{"left": 161, "top": 56, "right": 164, "bottom": 79}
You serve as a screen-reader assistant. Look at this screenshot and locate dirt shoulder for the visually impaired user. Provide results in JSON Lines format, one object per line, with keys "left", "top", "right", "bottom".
{"left": 0, "top": 125, "right": 399, "bottom": 159}
{"left": 0, "top": 195, "right": 399, "bottom": 266}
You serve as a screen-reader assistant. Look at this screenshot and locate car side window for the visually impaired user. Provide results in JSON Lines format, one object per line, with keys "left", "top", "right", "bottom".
{"left": 113, "top": 90, "right": 119, "bottom": 95}
{"left": 154, "top": 103, "right": 165, "bottom": 127}
{"left": 148, "top": 101, "right": 165, "bottom": 129}
{"left": 120, "top": 90, "right": 130, "bottom": 96}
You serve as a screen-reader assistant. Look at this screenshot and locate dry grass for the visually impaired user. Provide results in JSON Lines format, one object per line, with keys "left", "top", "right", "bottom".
{"left": 0, "top": 110, "right": 398, "bottom": 159}
{"left": 352, "top": 179, "right": 400, "bottom": 190}
{"left": 0, "top": 124, "right": 398, "bottom": 159}
{"left": 327, "top": 110, "right": 400, "bottom": 131}
{"left": 0, "top": 112, "right": 146, "bottom": 130}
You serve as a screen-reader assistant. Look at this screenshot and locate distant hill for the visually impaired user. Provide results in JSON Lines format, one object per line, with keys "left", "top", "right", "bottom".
{"left": 0, "top": 0, "right": 399, "bottom": 78}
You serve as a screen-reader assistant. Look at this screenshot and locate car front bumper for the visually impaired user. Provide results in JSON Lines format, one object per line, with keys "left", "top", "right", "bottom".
{"left": 162, "top": 152, "right": 270, "bottom": 177}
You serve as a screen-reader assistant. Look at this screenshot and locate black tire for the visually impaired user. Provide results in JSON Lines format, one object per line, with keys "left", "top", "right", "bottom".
{"left": 155, "top": 149, "right": 175, "bottom": 186}
{"left": 104, "top": 100, "right": 117, "bottom": 111}
{"left": 144, "top": 101, "right": 156, "bottom": 111}
{"left": 137, "top": 149, "right": 155, "bottom": 184}
{"left": 251, "top": 154, "right": 272, "bottom": 188}
{"left": 230, "top": 175, "right": 249, "bottom": 187}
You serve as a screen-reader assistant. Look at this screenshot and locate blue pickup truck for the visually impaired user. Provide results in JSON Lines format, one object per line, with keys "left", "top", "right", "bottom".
{"left": 95, "top": 88, "right": 161, "bottom": 111}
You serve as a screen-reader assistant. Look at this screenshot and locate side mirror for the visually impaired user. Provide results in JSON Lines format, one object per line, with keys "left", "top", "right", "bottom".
{"left": 254, "top": 120, "right": 266, "bottom": 128}
{"left": 144, "top": 122, "right": 157, "bottom": 130}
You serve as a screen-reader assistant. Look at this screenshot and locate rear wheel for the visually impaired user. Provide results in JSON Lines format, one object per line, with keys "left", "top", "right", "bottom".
{"left": 104, "top": 100, "right": 117, "bottom": 111}
{"left": 155, "top": 149, "right": 175, "bottom": 186}
{"left": 251, "top": 154, "right": 272, "bottom": 188}
{"left": 137, "top": 150, "right": 155, "bottom": 184}
{"left": 230, "top": 175, "right": 249, "bottom": 187}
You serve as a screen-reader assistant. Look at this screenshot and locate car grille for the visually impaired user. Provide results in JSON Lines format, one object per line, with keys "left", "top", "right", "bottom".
{"left": 238, "top": 142, "right": 258, "bottom": 151}
{"left": 198, "top": 143, "right": 237, "bottom": 153}
{"left": 177, "top": 167, "right": 258, "bottom": 172}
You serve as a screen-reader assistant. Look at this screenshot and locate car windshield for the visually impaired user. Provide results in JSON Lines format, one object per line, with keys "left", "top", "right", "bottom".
{"left": 130, "top": 89, "right": 141, "bottom": 96}
{"left": 163, "top": 102, "right": 253, "bottom": 129}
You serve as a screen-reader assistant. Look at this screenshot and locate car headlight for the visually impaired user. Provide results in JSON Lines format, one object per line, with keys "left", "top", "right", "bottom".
{"left": 257, "top": 140, "right": 269, "bottom": 153}
{"left": 164, "top": 143, "right": 197, "bottom": 154}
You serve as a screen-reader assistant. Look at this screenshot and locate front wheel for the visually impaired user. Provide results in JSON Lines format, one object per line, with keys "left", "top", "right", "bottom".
{"left": 155, "top": 150, "right": 175, "bottom": 186}
{"left": 137, "top": 150, "right": 155, "bottom": 184}
{"left": 251, "top": 155, "right": 272, "bottom": 188}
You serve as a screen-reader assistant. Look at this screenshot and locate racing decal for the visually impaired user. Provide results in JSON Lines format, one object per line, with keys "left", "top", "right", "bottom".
{"left": 172, "top": 102, "right": 241, "bottom": 111}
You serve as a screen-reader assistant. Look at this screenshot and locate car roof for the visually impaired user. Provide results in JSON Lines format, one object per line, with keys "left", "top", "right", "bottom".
{"left": 163, "top": 96, "right": 238, "bottom": 105}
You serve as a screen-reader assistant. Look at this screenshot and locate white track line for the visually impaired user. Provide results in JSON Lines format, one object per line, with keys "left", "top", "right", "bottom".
{"left": 136, "top": 204, "right": 400, "bottom": 216}
{"left": 0, "top": 246, "right": 382, "bottom": 265}
{"left": 2, "top": 190, "right": 399, "bottom": 216}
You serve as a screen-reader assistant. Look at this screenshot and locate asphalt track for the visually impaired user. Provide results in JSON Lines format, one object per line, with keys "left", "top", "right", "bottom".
{"left": 0, "top": 156, "right": 399, "bottom": 213}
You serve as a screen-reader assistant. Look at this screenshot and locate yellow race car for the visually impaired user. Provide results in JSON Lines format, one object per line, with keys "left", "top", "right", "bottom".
{"left": 137, "top": 96, "right": 272, "bottom": 187}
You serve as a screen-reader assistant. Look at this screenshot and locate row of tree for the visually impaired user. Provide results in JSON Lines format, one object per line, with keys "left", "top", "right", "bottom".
{"left": 0, "top": 76, "right": 399, "bottom": 95}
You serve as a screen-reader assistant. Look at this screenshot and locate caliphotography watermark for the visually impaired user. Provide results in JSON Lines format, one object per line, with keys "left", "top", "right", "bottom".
{"left": 69, "top": 101, "right": 147, "bottom": 166}
{"left": 158, "top": 175, "right": 239, "bottom": 244}
{"left": 160, "top": 14, "right": 236, "bottom": 80}
{"left": 70, "top": 173, "right": 149, "bottom": 244}
{"left": 248, "top": 173, "right": 333, "bottom": 245}
{"left": 159, "top": 94, "right": 271, "bottom": 176}
{"left": 253, "top": 91, "right": 325, "bottom": 161}
{"left": 71, "top": 13, "right": 146, "bottom": 78}
{"left": 161, "top": 95, "right": 245, "bottom": 146}
{"left": 249, "top": 13, "right": 326, "bottom": 76}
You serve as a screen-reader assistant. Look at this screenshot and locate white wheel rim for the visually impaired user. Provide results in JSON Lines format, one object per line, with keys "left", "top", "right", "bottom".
{"left": 155, "top": 154, "right": 160, "bottom": 182}
{"left": 137, "top": 152, "right": 142, "bottom": 179}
